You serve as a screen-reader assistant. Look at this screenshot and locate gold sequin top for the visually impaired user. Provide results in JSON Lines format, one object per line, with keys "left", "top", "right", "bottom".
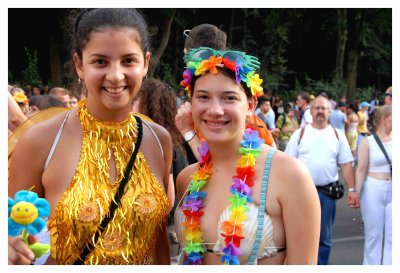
{"left": 47, "top": 99, "right": 169, "bottom": 265}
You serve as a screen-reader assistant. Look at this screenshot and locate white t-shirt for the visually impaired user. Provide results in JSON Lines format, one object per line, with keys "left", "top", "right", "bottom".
{"left": 285, "top": 124, "right": 354, "bottom": 186}
{"left": 300, "top": 107, "right": 312, "bottom": 127}
{"left": 266, "top": 109, "right": 276, "bottom": 129}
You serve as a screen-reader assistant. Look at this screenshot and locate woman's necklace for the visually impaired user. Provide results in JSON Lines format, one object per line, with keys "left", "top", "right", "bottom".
{"left": 180, "top": 125, "right": 264, "bottom": 265}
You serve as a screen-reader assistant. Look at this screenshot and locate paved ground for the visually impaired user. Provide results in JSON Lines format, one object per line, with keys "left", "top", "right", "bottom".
{"left": 330, "top": 187, "right": 364, "bottom": 264}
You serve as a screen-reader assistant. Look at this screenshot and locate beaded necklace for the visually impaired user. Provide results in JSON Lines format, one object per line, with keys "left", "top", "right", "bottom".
{"left": 180, "top": 125, "right": 263, "bottom": 265}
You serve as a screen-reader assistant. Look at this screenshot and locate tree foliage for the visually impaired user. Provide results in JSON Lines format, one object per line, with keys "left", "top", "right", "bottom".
{"left": 8, "top": 8, "right": 391, "bottom": 101}
{"left": 20, "top": 47, "right": 42, "bottom": 86}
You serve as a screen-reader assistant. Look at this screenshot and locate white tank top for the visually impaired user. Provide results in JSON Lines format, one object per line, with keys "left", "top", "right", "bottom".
{"left": 367, "top": 136, "right": 391, "bottom": 173}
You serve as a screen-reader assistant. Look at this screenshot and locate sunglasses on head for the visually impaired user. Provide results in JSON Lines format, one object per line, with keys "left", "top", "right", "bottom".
{"left": 184, "top": 47, "right": 261, "bottom": 70}
{"left": 183, "top": 29, "right": 191, "bottom": 38}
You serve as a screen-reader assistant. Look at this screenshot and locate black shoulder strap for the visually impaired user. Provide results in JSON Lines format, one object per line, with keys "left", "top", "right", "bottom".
{"left": 373, "top": 134, "right": 392, "bottom": 176}
{"left": 73, "top": 116, "right": 143, "bottom": 265}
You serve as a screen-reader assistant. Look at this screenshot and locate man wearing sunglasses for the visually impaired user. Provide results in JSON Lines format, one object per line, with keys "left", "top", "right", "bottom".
{"left": 384, "top": 86, "right": 392, "bottom": 106}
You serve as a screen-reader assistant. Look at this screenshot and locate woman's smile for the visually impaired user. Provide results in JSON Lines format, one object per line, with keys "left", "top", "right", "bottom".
{"left": 103, "top": 86, "right": 127, "bottom": 97}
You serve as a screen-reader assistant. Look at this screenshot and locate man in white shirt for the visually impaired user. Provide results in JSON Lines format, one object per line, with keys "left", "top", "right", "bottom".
{"left": 296, "top": 91, "right": 312, "bottom": 127}
{"left": 285, "top": 96, "right": 359, "bottom": 265}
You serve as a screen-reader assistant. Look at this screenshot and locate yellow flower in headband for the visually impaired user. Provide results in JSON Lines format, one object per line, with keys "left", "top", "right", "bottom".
{"left": 13, "top": 92, "right": 28, "bottom": 104}
{"left": 246, "top": 72, "right": 264, "bottom": 98}
{"left": 195, "top": 55, "right": 223, "bottom": 76}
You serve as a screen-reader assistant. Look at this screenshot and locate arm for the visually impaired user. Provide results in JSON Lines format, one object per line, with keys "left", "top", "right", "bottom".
{"left": 355, "top": 138, "right": 369, "bottom": 194}
{"left": 175, "top": 101, "right": 201, "bottom": 160}
{"left": 8, "top": 92, "right": 27, "bottom": 132}
{"left": 341, "top": 162, "right": 359, "bottom": 208}
{"left": 8, "top": 125, "right": 47, "bottom": 264}
{"left": 337, "top": 129, "right": 359, "bottom": 208}
{"left": 150, "top": 125, "right": 172, "bottom": 264}
{"left": 185, "top": 135, "right": 201, "bottom": 160}
{"left": 167, "top": 174, "right": 175, "bottom": 212}
{"left": 281, "top": 157, "right": 320, "bottom": 264}
{"left": 155, "top": 220, "right": 170, "bottom": 264}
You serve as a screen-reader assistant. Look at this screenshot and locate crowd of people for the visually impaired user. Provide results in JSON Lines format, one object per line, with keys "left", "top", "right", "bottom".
{"left": 8, "top": 8, "right": 392, "bottom": 266}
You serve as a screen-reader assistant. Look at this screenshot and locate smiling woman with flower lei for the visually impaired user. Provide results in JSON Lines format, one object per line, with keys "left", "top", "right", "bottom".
{"left": 174, "top": 47, "right": 320, "bottom": 265}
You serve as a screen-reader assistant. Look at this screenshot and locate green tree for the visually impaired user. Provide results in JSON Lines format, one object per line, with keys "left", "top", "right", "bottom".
{"left": 148, "top": 9, "right": 177, "bottom": 77}
{"left": 21, "top": 47, "right": 42, "bottom": 86}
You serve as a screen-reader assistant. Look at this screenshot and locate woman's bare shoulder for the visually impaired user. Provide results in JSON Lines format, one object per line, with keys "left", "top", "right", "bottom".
{"left": 143, "top": 120, "right": 169, "bottom": 139}
{"left": 271, "top": 148, "right": 314, "bottom": 189}
{"left": 15, "top": 111, "right": 71, "bottom": 152}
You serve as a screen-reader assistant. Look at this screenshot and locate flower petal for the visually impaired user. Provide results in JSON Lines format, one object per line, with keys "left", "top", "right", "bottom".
{"left": 15, "top": 190, "right": 38, "bottom": 203}
{"left": 34, "top": 199, "right": 50, "bottom": 217}
{"left": 26, "top": 218, "right": 46, "bottom": 235}
{"left": 8, "top": 218, "right": 23, "bottom": 236}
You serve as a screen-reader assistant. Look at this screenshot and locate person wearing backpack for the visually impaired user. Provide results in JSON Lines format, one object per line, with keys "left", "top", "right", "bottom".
{"left": 276, "top": 103, "right": 298, "bottom": 151}
{"left": 285, "top": 96, "right": 358, "bottom": 265}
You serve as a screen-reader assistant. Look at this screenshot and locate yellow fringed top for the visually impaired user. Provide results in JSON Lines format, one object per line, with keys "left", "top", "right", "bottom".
{"left": 47, "top": 99, "right": 169, "bottom": 264}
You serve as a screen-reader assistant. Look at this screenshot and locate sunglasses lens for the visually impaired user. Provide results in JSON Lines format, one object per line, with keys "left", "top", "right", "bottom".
{"left": 193, "top": 49, "right": 214, "bottom": 60}
{"left": 223, "top": 52, "right": 245, "bottom": 65}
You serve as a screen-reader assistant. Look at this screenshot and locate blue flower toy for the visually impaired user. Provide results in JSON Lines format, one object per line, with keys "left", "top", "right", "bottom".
{"left": 8, "top": 190, "right": 51, "bottom": 258}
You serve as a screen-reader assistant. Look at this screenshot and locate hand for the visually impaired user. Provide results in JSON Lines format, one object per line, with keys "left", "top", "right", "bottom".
{"left": 175, "top": 101, "right": 194, "bottom": 136}
{"left": 8, "top": 235, "right": 37, "bottom": 265}
{"left": 347, "top": 192, "right": 360, "bottom": 209}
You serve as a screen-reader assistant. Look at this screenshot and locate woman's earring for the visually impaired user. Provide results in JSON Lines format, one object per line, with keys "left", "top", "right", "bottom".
{"left": 78, "top": 78, "right": 81, "bottom": 84}
{"left": 247, "top": 110, "right": 253, "bottom": 117}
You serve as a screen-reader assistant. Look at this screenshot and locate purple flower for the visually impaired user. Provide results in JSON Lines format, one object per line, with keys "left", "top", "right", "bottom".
{"left": 231, "top": 178, "right": 251, "bottom": 196}
{"left": 181, "top": 199, "right": 203, "bottom": 212}
{"left": 197, "top": 141, "right": 210, "bottom": 164}
{"left": 222, "top": 242, "right": 242, "bottom": 256}
{"left": 182, "top": 68, "right": 193, "bottom": 86}
{"left": 221, "top": 243, "right": 241, "bottom": 264}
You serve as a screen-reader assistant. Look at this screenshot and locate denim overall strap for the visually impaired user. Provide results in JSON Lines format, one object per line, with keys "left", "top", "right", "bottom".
{"left": 248, "top": 148, "right": 276, "bottom": 265}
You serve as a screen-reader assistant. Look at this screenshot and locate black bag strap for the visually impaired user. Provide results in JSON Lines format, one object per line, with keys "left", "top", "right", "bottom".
{"left": 73, "top": 116, "right": 143, "bottom": 265}
{"left": 373, "top": 134, "right": 392, "bottom": 177}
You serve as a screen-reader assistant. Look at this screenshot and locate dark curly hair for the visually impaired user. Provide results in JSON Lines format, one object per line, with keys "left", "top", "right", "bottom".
{"left": 133, "top": 78, "right": 184, "bottom": 150}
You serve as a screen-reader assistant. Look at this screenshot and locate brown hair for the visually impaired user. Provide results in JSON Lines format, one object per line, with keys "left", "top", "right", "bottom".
{"left": 184, "top": 24, "right": 227, "bottom": 50}
{"left": 299, "top": 91, "right": 311, "bottom": 103}
{"left": 134, "top": 78, "right": 183, "bottom": 149}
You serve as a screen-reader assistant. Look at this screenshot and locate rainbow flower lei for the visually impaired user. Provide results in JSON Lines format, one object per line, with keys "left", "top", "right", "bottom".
{"left": 180, "top": 47, "right": 264, "bottom": 98}
{"left": 180, "top": 126, "right": 263, "bottom": 265}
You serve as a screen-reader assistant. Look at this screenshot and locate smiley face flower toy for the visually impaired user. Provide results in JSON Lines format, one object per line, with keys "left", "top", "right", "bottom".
{"left": 8, "top": 190, "right": 51, "bottom": 258}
